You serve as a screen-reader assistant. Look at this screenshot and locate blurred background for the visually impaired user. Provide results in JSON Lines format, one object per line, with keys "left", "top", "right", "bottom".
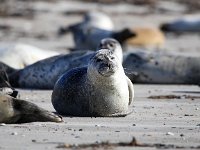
{"left": 0, "top": 0, "right": 199, "bottom": 54}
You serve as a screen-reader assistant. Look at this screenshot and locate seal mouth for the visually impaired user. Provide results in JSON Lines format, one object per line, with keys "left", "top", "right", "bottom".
{"left": 98, "top": 63, "right": 116, "bottom": 77}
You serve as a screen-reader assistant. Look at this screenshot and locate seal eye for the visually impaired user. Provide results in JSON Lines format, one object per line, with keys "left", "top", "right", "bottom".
{"left": 109, "top": 43, "right": 114, "bottom": 48}
{"left": 111, "top": 56, "right": 115, "bottom": 60}
{"left": 96, "top": 58, "right": 101, "bottom": 62}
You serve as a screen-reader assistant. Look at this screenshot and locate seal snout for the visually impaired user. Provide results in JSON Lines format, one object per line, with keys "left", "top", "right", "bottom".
{"left": 98, "top": 60, "right": 116, "bottom": 77}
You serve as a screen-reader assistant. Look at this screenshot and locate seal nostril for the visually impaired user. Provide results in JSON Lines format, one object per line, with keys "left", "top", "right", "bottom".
{"left": 99, "top": 43, "right": 104, "bottom": 48}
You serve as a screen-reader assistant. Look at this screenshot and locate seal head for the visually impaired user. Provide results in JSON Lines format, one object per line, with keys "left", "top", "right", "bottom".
{"left": 97, "top": 38, "right": 123, "bottom": 63}
{"left": 89, "top": 50, "right": 118, "bottom": 77}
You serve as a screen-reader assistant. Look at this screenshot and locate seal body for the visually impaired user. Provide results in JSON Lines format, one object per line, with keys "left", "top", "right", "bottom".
{"left": 52, "top": 49, "right": 134, "bottom": 117}
{"left": 126, "top": 27, "right": 165, "bottom": 48}
{"left": 83, "top": 11, "right": 114, "bottom": 31}
{"left": 0, "top": 44, "right": 59, "bottom": 69}
{"left": 9, "top": 51, "right": 94, "bottom": 89}
{"left": 160, "top": 16, "right": 200, "bottom": 32}
{"left": 123, "top": 51, "right": 200, "bottom": 84}
{"left": 59, "top": 11, "right": 135, "bottom": 51}
{"left": 0, "top": 64, "right": 18, "bottom": 98}
{"left": 68, "top": 25, "right": 135, "bottom": 50}
{"left": 0, "top": 93, "right": 62, "bottom": 123}
{"left": 9, "top": 38, "right": 123, "bottom": 89}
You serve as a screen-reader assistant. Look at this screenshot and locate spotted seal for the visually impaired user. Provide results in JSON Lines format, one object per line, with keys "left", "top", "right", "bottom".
{"left": 126, "top": 27, "right": 165, "bottom": 48}
{"left": 58, "top": 11, "right": 114, "bottom": 35}
{"left": 160, "top": 15, "right": 200, "bottom": 32}
{"left": 9, "top": 38, "right": 123, "bottom": 89}
{"left": 97, "top": 38, "right": 123, "bottom": 63}
{"left": 0, "top": 43, "right": 59, "bottom": 69}
{"left": 58, "top": 11, "right": 135, "bottom": 51}
{"left": 0, "top": 65, "right": 62, "bottom": 123}
{"left": 0, "top": 63, "right": 18, "bottom": 97}
{"left": 123, "top": 51, "right": 200, "bottom": 84}
{"left": 52, "top": 49, "right": 134, "bottom": 117}
{"left": 68, "top": 26, "right": 136, "bottom": 51}
{"left": 0, "top": 93, "right": 62, "bottom": 123}
{"left": 9, "top": 51, "right": 94, "bottom": 89}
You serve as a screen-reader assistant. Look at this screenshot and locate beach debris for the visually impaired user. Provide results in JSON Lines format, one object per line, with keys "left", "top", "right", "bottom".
{"left": 148, "top": 95, "right": 200, "bottom": 100}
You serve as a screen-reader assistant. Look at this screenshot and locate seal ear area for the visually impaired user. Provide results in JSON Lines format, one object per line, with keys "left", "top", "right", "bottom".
{"left": 112, "top": 28, "right": 137, "bottom": 44}
{"left": 11, "top": 98, "right": 63, "bottom": 123}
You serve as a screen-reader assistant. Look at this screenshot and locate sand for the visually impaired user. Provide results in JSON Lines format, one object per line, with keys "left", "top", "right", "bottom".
{"left": 0, "top": 85, "right": 200, "bottom": 149}
{"left": 0, "top": 0, "right": 200, "bottom": 149}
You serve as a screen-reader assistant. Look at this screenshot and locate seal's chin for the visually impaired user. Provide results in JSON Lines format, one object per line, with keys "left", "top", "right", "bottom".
{"left": 98, "top": 64, "right": 117, "bottom": 77}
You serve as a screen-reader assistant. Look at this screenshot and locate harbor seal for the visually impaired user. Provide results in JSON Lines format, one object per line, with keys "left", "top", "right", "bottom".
{"left": 160, "top": 15, "right": 200, "bottom": 32}
{"left": 0, "top": 93, "right": 62, "bottom": 123}
{"left": 0, "top": 64, "right": 62, "bottom": 123}
{"left": 9, "top": 51, "right": 94, "bottom": 89}
{"left": 67, "top": 25, "right": 136, "bottom": 51}
{"left": 97, "top": 38, "right": 123, "bottom": 63}
{"left": 126, "top": 27, "right": 165, "bottom": 48}
{"left": 123, "top": 51, "right": 200, "bottom": 84}
{"left": 0, "top": 64, "right": 18, "bottom": 98}
{"left": 9, "top": 38, "right": 123, "bottom": 89}
{"left": 0, "top": 43, "right": 59, "bottom": 69}
{"left": 59, "top": 11, "right": 136, "bottom": 51}
{"left": 52, "top": 49, "right": 134, "bottom": 117}
{"left": 59, "top": 11, "right": 114, "bottom": 36}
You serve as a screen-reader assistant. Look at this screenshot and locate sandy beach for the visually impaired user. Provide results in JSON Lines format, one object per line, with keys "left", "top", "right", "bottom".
{"left": 0, "top": 85, "right": 200, "bottom": 149}
{"left": 0, "top": 0, "right": 200, "bottom": 149}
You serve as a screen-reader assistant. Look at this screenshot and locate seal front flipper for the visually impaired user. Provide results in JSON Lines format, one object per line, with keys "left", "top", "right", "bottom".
{"left": 12, "top": 99, "right": 63, "bottom": 123}
{"left": 106, "top": 109, "right": 133, "bottom": 117}
{"left": 126, "top": 76, "right": 134, "bottom": 105}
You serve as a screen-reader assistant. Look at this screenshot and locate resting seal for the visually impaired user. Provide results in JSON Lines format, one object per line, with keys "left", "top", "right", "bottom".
{"left": 0, "top": 93, "right": 62, "bottom": 123}
{"left": 123, "top": 51, "right": 200, "bottom": 84}
{"left": 126, "top": 27, "right": 165, "bottom": 48}
{"left": 0, "top": 43, "right": 59, "bottom": 69}
{"left": 59, "top": 11, "right": 114, "bottom": 35}
{"left": 52, "top": 49, "right": 134, "bottom": 117}
{"left": 9, "top": 38, "right": 122, "bottom": 89}
{"left": 59, "top": 11, "right": 135, "bottom": 51}
{"left": 0, "top": 63, "right": 18, "bottom": 98}
{"left": 9, "top": 51, "right": 94, "bottom": 89}
{"left": 97, "top": 38, "right": 123, "bottom": 63}
{"left": 160, "top": 16, "right": 200, "bottom": 32}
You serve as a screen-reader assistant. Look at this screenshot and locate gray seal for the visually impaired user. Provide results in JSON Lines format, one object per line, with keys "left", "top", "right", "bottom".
{"left": 0, "top": 93, "right": 62, "bottom": 124}
{"left": 52, "top": 49, "right": 134, "bottom": 117}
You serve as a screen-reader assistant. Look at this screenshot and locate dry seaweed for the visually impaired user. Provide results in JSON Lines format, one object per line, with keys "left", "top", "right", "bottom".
{"left": 148, "top": 95, "right": 200, "bottom": 100}
{"left": 56, "top": 137, "right": 200, "bottom": 149}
